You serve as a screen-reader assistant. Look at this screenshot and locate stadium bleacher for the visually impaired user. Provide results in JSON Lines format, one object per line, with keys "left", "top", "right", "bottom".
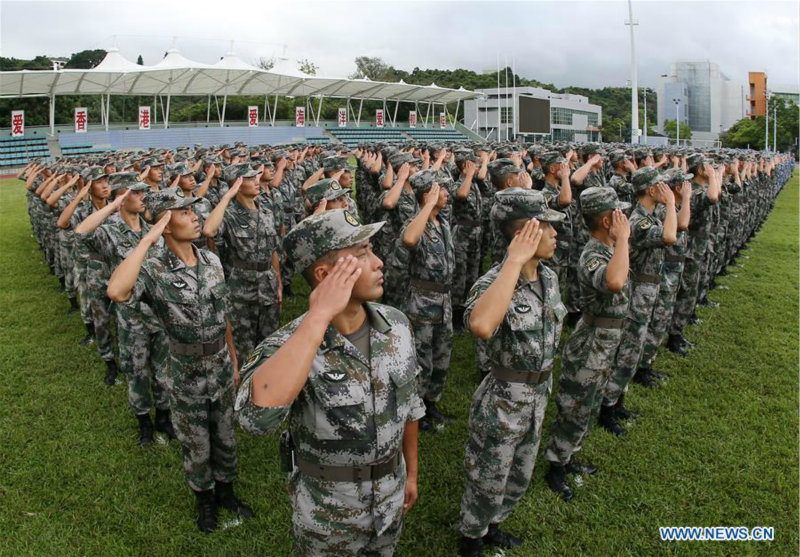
{"left": 0, "top": 136, "right": 50, "bottom": 168}
{"left": 405, "top": 128, "right": 470, "bottom": 143}
{"left": 327, "top": 127, "right": 469, "bottom": 147}
{"left": 60, "top": 144, "right": 114, "bottom": 158}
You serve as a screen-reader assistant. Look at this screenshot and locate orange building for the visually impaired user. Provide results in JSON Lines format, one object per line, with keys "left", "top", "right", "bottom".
{"left": 748, "top": 72, "right": 767, "bottom": 118}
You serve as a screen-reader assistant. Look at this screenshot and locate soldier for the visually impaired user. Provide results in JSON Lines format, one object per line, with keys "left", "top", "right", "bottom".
{"left": 74, "top": 172, "right": 174, "bottom": 446}
{"left": 203, "top": 165, "right": 282, "bottom": 363}
{"left": 400, "top": 169, "right": 455, "bottom": 431}
{"left": 458, "top": 188, "right": 566, "bottom": 557}
{"left": 304, "top": 178, "right": 351, "bottom": 215}
{"left": 606, "top": 149, "right": 636, "bottom": 209}
{"left": 170, "top": 162, "right": 214, "bottom": 250}
{"left": 138, "top": 157, "right": 165, "bottom": 191}
{"left": 200, "top": 156, "right": 228, "bottom": 207}
{"left": 107, "top": 188, "right": 252, "bottom": 533}
{"left": 540, "top": 151, "right": 574, "bottom": 308}
{"left": 235, "top": 209, "right": 425, "bottom": 557}
{"left": 600, "top": 167, "right": 677, "bottom": 436}
{"left": 543, "top": 187, "right": 631, "bottom": 501}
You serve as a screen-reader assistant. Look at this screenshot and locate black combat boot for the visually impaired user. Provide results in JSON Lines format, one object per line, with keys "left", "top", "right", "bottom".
{"left": 688, "top": 313, "right": 702, "bottom": 326}
{"left": 632, "top": 367, "right": 659, "bottom": 389}
{"left": 545, "top": 463, "right": 574, "bottom": 501}
{"left": 452, "top": 306, "right": 465, "bottom": 332}
{"left": 599, "top": 404, "right": 626, "bottom": 436}
{"left": 136, "top": 413, "right": 154, "bottom": 447}
{"left": 698, "top": 296, "right": 719, "bottom": 308}
{"left": 458, "top": 536, "right": 484, "bottom": 557}
{"left": 68, "top": 296, "right": 80, "bottom": 314}
{"left": 565, "top": 311, "right": 581, "bottom": 328}
{"left": 80, "top": 322, "right": 96, "bottom": 345}
{"left": 154, "top": 408, "right": 177, "bottom": 440}
{"left": 58, "top": 276, "right": 66, "bottom": 292}
{"left": 679, "top": 336, "right": 696, "bottom": 349}
{"left": 614, "top": 393, "right": 639, "bottom": 420}
{"left": 424, "top": 399, "right": 452, "bottom": 424}
{"left": 484, "top": 523, "right": 524, "bottom": 548}
{"left": 104, "top": 359, "right": 118, "bottom": 386}
{"left": 194, "top": 489, "right": 218, "bottom": 533}
{"left": 215, "top": 481, "right": 254, "bottom": 519}
{"left": 565, "top": 459, "right": 597, "bottom": 475}
{"left": 717, "top": 267, "right": 729, "bottom": 277}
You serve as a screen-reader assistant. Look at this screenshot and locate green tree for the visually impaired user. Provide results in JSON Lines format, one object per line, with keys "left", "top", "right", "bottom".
{"left": 136, "top": 55, "right": 143, "bottom": 65}
{"left": 297, "top": 59, "right": 318, "bottom": 76}
{"left": 663, "top": 119, "right": 692, "bottom": 141}
{"left": 64, "top": 49, "right": 106, "bottom": 69}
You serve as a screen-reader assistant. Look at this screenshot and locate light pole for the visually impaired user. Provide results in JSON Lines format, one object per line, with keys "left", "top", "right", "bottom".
{"left": 773, "top": 105, "right": 777, "bottom": 152}
{"left": 643, "top": 87, "right": 648, "bottom": 144}
{"left": 764, "top": 89, "right": 771, "bottom": 152}
{"left": 625, "top": 0, "right": 639, "bottom": 144}
{"left": 672, "top": 98, "right": 681, "bottom": 146}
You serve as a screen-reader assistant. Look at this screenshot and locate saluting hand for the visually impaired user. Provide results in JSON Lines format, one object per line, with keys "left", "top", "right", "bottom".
{"left": 111, "top": 189, "right": 130, "bottom": 210}
{"left": 78, "top": 183, "right": 92, "bottom": 200}
{"left": 608, "top": 209, "right": 630, "bottom": 242}
{"left": 313, "top": 198, "right": 328, "bottom": 215}
{"left": 143, "top": 211, "right": 171, "bottom": 245}
{"left": 308, "top": 255, "right": 362, "bottom": 323}
{"left": 225, "top": 177, "right": 242, "bottom": 200}
{"left": 423, "top": 184, "right": 440, "bottom": 209}
{"left": 506, "top": 218, "right": 542, "bottom": 264}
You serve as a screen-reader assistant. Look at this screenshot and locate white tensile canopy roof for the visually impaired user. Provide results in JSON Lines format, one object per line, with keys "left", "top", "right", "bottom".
{"left": 0, "top": 47, "right": 476, "bottom": 104}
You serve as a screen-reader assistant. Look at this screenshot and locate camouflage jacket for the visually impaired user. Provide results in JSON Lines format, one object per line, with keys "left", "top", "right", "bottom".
{"left": 541, "top": 180, "right": 573, "bottom": 263}
{"left": 607, "top": 174, "right": 635, "bottom": 209}
{"left": 628, "top": 202, "right": 667, "bottom": 278}
{"left": 578, "top": 237, "right": 630, "bottom": 320}
{"left": 215, "top": 198, "right": 280, "bottom": 304}
{"left": 204, "top": 179, "right": 229, "bottom": 208}
{"left": 401, "top": 218, "right": 455, "bottom": 324}
{"left": 450, "top": 174, "right": 483, "bottom": 224}
{"left": 686, "top": 181, "right": 715, "bottom": 256}
{"left": 126, "top": 246, "right": 233, "bottom": 401}
{"left": 235, "top": 303, "right": 426, "bottom": 466}
{"left": 465, "top": 261, "right": 567, "bottom": 373}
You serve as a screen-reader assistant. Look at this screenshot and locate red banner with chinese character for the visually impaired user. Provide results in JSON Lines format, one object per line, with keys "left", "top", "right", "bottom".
{"left": 295, "top": 107, "right": 305, "bottom": 127}
{"left": 409, "top": 111, "right": 417, "bottom": 129}
{"left": 138, "top": 106, "right": 151, "bottom": 130}
{"left": 376, "top": 109, "right": 384, "bottom": 128}
{"left": 248, "top": 106, "right": 258, "bottom": 128}
{"left": 11, "top": 110, "right": 24, "bottom": 137}
{"left": 440, "top": 112, "right": 447, "bottom": 129}
{"left": 338, "top": 107, "right": 347, "bottom": 128}
{"left": 74, "top": 107, "right": 88, "bottom": 133}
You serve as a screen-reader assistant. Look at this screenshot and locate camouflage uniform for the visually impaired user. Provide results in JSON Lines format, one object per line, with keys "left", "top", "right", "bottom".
{"left": 236, "top": 209, "right": 425, "bottom": 557}
{"left": 604, "top": 168, "right": 669, "bottom": 406}
{"left": 540, "top": 152, "right": 574, "bottom": 310}
{"left": 450, "top": 154, "right": 484, "bottom": 311}
{"left": 459, "top": 189, "right": 567, "bottom": 539}
{"left": 215, "top": 194, "right": 281, "bottom": 364}
{"left": 126, "top": 236, "right": 237, "bottom": 492}
{"left": 544, "top": 188, "right": 630, "bottom": 467}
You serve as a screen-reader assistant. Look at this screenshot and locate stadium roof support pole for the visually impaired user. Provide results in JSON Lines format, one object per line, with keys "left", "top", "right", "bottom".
{"left": 49, "top": 95, "right": 55, "bottom": 136}
{"left": 356, "top": 99, "right": 363, "bottom": 126}
{"left": 392, "top": 100, "right": 399, "bottom": 128}
{"left": 270, "top": 96, "right": 278, "bottom": 126}
{"left": 263, "top": 95, "right": 268, "bottom": 123}
{"left": 347, "top": 98, "right": 354, "bottom": 126}
{"left": 452, "top": 100, "right": 461, "bottom": 130}
{"left": 165, "top": 94, "right": 171, "bottom": 129}
{"left": 105, "top": 93, "right": 111, "bottom": 131}
{"left": 100, "top": 94, "right": 105, "bottom": 127}
{"left": 423, "top": 102, "right": 431, "bottom": 128}
{"left": 220, "top": 94, "right": 227, "bottom": 127}
{"left": 383, "top": 99, "right": 387, "bottom": 125}
{"left": 207, "top": 95, "right": 211, "bottom": 124}
{"left": 153, "top": 96, "right": 157, "bottom": 125}
{"left": 314, "top": 96, "right": 323, "bottom": 127}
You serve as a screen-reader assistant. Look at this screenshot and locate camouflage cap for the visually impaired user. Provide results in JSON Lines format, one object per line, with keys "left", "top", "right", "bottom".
{"left": 454, "top": 149, "right": 479, "bottom": 164}
{"left": 170, "top": 162, "right": 194, "bottom": 177}
{"left": 659, "top": 167, "right": 694, "bottom": 185}
{"left": 539, "top": 151, "right": 567, "bottom": 168}
{"left": 686, "top": 153, "right": 713, "bottom": 170}
{"left": 305, "top": 179, "right": 349, "bottom": 207}
{"left": 108, "top": 171, "right": 149, "bottom": 193}
{"left": 490, "top": 187, "right": 565, "bottom": 224}
{"left": 608, "top": 149, "right": 631, "bottom": 165}
{"left": 139, "top": 157, "right": 164, "bottom": 168}
{"left": 229, "top": 163, "right": 260, "bottom": 179}
{"left": 145, "top": 187, "right": 200, "bottom": 218}
{"left": 631, "top": 166, "right": 663, "bottom": 192}
{"left": 270, "top": 149, "right": 289, "bottom": 162}
{"left": 388, "top": 152, "right": 415, "bottom": 170}
{"left": 203, "top": 155, "right": 223, "bottom": 166}
{"left": 85, "top": 166, "right": 107, "bottom": 182}
{"left": 284, "top": 209, "right": 385, "bottom": 273}
{"left": 322, "top": 155, "right": 352, "bottom": 173}
{"left": 580, "top": 186, "right": 631, "bottom": 215}
{"left": 408, "top": 169, "right": 438, "bottom": 195}
{"left": 581, "top": 142, "right": 605, "bottom": 156}
{"left": 488, "top": 158, "right": 524, "bottom": 178}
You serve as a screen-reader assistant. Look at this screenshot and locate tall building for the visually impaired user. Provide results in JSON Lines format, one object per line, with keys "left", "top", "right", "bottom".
{"left": 463, "top": 87, "right": 602, "bottom": 143}
{"left": 748, "top": 72, "right": 768, "bottom": 118}
{"left": 657, "top": 61, "right": 744, "bottom": 144}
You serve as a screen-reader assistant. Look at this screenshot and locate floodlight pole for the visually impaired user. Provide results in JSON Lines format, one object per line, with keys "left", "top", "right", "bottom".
{"left": 626, "top": 0, "right": 639, "bottom": 144}
{"left": 764, "top": 90, "right": 770, "bottom": 151}
{"left": 773, "top": 106, "right": 777, "bottom": 152}
{"left": 673, "top": 98, "right": 680, "bottom": 146}
{"left": 49, "top": 95, "right": 55, "bottom": 136}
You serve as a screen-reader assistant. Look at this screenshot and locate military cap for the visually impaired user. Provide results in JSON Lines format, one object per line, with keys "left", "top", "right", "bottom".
{"left": 581, "top": 142, "right": 605, "bottom": 156}
{"left": 322, "top": 155, "right": 352, "bottom": 173}
{"left": 85, "top": 166, "right": 107, "bottom": 182}
{"left": 203, "top": 155, "right": 223, "bottom": 166}
{"left": 108, "top": 171, "right": 149, "bottom": 193}
{"left": 453, "top": 149, "right": 478, "bottom": 164}
{"left": 490, "top": 187, "right": 565, "bottom": 224}
{"left": 686, "top": 153, "right": 712, "bottom": 170}
{"left": 388, "top": 152, "right": 415, "bottom": 170}
{"left": 631, "top": 166, "right": 663, "bottom": 192}
{"left": 580, "top": 186, "right": 631, "bottom": 215}
{"left": 495, "top": 147, "right": 515, "bottom": 159}
{"left": 408, "top": 169, "right": 439, "bottom": 195}
{"left": 228, "top": 163, "right": 260, "bottom": 179}
{"left": 488, "top": 158, "right": 524, "bottom": 178}
{"left": 539, "top": 151, "right": 567, "bottom": 168}
{"left": 284, "top": 209, "right": 385, "bottom": 273}
{"left": 633, "top": 147, "right": 652, "bottom": 160}
{"left": 170, "top": 163, "right": 194, "bottom": 177}
{"left": 427, "top": 143, "right": 445, "bottom": 153}
{"left": 306, "top": 179, "right": 349, "bottom": 208}
{"left": 659, "top": 167, "right": 694, "bottom": 185}
{"left": 139, "top": 156, "right": 164, "bottom": 168}
{"left": 270, "top": 150, "right": 289, "bottom": 162}
{"left": 219, "top": 144, "right": 232, "bottom": 151}
{"left": 608, "top": 149, "right": 631, "bottom": 165}
{"left": 145, "top": 187, "right": 200, "bottom": 217}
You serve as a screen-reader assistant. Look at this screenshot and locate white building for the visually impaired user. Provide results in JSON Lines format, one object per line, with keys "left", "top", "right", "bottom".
{"left": 463, "top": 87, "right": 602, "bottom": 143}
{"left": 657, "top": 61, "right": 745, "bottom": 144}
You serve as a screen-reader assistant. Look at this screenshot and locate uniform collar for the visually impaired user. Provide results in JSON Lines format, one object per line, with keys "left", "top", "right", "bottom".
{"left": 320, "top": 302, "right": 392, "bottom": 353}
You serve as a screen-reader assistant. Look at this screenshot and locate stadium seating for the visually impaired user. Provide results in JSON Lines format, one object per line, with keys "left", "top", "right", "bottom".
{"left": 404, "top": 128, "right": 470, "bottom": 143}
{"left": 327, "top": 127, "right": 470, "bottom": 147}
{"left": 60, "top": 144, "right": 114, "bottom": 158}
{"left": 0, "top": 137, "right": 50, "bottom": 168}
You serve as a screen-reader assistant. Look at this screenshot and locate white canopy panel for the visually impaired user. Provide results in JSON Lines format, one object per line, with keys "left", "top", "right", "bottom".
{"left": 0, "top": 48, "right": 476, "bottom": 103}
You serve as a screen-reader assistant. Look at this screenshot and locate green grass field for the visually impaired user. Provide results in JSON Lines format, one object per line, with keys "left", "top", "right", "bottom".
{"left": 1, "top": 172, "right": 797, "bottom": 557}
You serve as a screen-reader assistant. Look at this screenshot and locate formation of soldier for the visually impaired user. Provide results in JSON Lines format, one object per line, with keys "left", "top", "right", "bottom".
{"left": 17, "top": 139, "right": 794, "bottom": 556}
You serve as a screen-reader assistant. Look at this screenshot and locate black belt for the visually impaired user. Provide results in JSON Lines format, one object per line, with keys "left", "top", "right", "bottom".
{"left": 631, "top": 273, "right": 660, "bottom": 284}
{"left": 582, "top": 315, "right": 625, "bottom": 329}
{"left": 296, "top": 451, "right": 401, "bottom": 482}
{"left": 410, "top": 278, "right": 450, "bottom": 293}
{"left": 456, "top": 218, "right": 482, "bottom": 227}
{"left": 690, "top": 231, "right": 710, "bottom": 239}
{"left": 665, "top": 254, "right": 686, "bottom": 263}
{"left": 230, "top": 257, "right": 271, "bottom": 272}
{"left": 491, "top": 366, "right": 552, "bottom": 385}
{"left": 170, "top": 336, "right": 226, "bottom": 357}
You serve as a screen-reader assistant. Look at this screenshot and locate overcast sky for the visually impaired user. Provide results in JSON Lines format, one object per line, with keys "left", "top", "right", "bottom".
{"left": 1, "top": 0, "right": 798, "bottom": 91}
